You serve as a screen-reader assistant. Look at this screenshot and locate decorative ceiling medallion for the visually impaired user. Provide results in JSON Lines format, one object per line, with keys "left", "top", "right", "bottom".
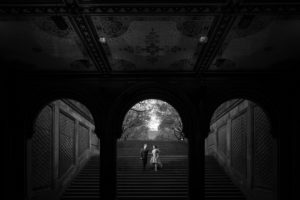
{"left": 93, "top": 16, "right": 130, "bottom": 38}
{"left": 91, "top": 16, "right": 215, "bottom": 71}
{"left": 233, "top": 15, "right": 274, "bottom": 38}
{"left": 118, "top": 28, "right": 188, "bottom": 66}
{"left": 177, "top": 17, "right": 214, "bottom": 38}
{"left": 33, "top": 16, "right": 72, "bottom": 38}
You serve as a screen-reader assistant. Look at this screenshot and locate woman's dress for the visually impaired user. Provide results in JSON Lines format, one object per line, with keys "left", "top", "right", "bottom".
{"left": 150, "top": 149, "right": 163, "bottom": 167}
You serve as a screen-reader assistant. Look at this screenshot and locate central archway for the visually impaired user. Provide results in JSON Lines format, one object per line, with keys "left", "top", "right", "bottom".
{"left": 120, "top": 99, "right": 185, "bottom": 141}
{"left": 116, "top": 98, "right": 189, "bottom": 199}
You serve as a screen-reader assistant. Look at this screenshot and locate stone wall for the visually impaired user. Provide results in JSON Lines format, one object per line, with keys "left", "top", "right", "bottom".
{"left": 27, "top": 99, "right": 100, "bottom": 200}
{"left": 205, "top": 99, "right": 276, "bottom": 200}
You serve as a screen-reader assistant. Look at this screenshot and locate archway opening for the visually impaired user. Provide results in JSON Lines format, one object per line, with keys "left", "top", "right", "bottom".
{"left": 204, "top": 98, "right": 276, "bottom": 200}
{"left": 27, "top": 99, "right": 100, "bottom": 200}
{"left": 117, "top": 99, "right": 189, "bottom": 199}
{"left": 121, "top": 99, "right": 185, "bottom": 141}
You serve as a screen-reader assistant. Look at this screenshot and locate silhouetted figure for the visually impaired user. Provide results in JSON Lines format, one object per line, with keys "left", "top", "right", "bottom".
{"left": 150, "top": 145, "right": 163, "bottom": 172}
{"left": 140, "top": 143, "right": 149, "bottom": 170}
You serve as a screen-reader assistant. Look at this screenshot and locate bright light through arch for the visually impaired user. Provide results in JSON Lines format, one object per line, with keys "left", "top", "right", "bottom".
{"left": 121, "top": 99, "right": 184, "bottom": 141}
{"left": 148, "top": 111, "right": 160, "bottom": 131}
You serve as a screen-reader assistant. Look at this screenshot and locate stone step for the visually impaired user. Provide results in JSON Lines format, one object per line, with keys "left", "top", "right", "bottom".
{"left": 61, "top": 153, "right": 245, "bottom": 200}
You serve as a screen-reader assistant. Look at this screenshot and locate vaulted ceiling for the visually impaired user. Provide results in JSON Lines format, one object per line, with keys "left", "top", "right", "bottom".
{"left": 1, "top": 0, "right": 300, "bottom": 75}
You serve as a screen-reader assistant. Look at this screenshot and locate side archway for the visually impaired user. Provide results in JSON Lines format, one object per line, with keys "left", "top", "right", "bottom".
{"left": 205, "top": 97, "right": 277, "bottom": 200}
{"left": 204, "top": 88, "right": 279, "bottom": 139}
{"left": 24, "top": 88, "right": 104, "bottom": 200}
{"left": 24, "top": 88, "right": 104, "bottom": 139}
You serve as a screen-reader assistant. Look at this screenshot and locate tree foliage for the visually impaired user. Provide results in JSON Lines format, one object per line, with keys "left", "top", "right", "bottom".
{"left": 121, "top": 99, "right": 184, "bottom": 140}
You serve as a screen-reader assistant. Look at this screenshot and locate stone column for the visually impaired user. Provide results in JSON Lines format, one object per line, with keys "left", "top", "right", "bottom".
{"left": 74, "top": 120, "right": 79, "bottom": 165}
{"left": 188, "top": 112, "right": 206, "bottom": 200}
{"left": 89, "top": 127, "right": 92, "bottom": 151}
{"left": 226, "top": 118, "right": 231, "bottom": 168}
{"left": 53, "top": 102, "right": 60, "bottom": 187}
{"left": 278, "top": 106, "right": 293, "bottom": 200}
{"left": 246, "top": 102, "right": 253, "bottom": 189}
{"left": 189, "top": 130, "right": 205, "bottom": 199}
{"left": 99, "top": 121, "right": 116, "bottom": 199}
{"left": 26, "top": 139, "right": 32, "bottom": 199}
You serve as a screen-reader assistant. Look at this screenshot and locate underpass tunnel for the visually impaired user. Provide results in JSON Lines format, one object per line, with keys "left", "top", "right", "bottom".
{"left": 27, "top": 99, "right": 100, "bottom": 200}
{"left": 205, "top": 99, "right": 276, "bottom": 200}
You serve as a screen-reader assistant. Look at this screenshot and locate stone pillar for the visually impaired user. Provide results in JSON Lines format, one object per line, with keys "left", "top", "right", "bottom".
{"left": 26, "top": 139, "right": 32, "bottom": 199}
{"left": 74, "top": 120, "right": 79, "bottom": 165}
{"left": 99, "top": 123, "right": 116, "bottom": 199}
{"left": 213, "top": 128, "right": 217, "bottom": 156}
{"left": 188, "top": 117, "right": 206, "bottom": 200}
{"left": 189, "top": 131, "right": 205, "bottom": 199}
{"left": 272, "top": 134, "right": 278, "bottom": 200}
{"left": 278, "top": 107, "right": 293, "bottom": 200}
{"left": 53, "top": 102, "right": 60, "bottom": 187}
{"left": 89, "top": 127, "right": 92, "bottom": 151}
{"left": 226, "top": 118, "right": 231, "bottom": 167}
{"left": 14, "top": 102, "right": 31, "bottom": 199}
{"left": 246, "top": 103, "right": 253, "bottom": 189}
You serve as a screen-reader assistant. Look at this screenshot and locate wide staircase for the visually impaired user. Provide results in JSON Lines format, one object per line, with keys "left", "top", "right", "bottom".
{"left": 205, "top": 156, "right": 246, "bottom": 200}
{"left": 60, "top": 156, "right": 100, "bottom": 200}
{"left": 61, "top": 141, "right": 246, "bottom": 200}
{"left": 117, "top": 140, "right": 189, "bottom": 200}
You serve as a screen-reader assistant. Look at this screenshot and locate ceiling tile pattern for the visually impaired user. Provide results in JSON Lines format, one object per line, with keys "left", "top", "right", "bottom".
{"left": 91, "top": 16, "right": 214, "bottom": 71}
{"left": 0, "top": 0, "right": 62, "bottom": 3}
{"left": 0, "top": 16, "right": 96, "bottom": 71}
{"left": 1, "top": 1, "right": 300, "bottom": 73}
{"left": 210, "top": 15, "right": 300, "bottom": 71}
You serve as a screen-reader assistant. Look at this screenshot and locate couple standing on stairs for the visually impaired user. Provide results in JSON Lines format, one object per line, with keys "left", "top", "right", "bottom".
{"left": 140, "top": 143, "right": 163, "bottom": 171}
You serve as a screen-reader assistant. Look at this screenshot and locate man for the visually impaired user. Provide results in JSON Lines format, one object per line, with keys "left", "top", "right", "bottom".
{"left": 140, "top": 143, "right": 149, "bottom": 170}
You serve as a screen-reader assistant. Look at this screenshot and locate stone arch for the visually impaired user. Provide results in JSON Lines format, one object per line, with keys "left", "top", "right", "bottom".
{"left": 204, "top": 91, "right": 278, "bottom": 200}
{"left": 120, "top": 99, "right": 184, "bottom": 141}
{"left": 24, "top": 88, "right": 104, "bottom": 139}
{"left": 204, "top": 88, "right": 278, "bottom": 139}
{"left": 25, "top": 88, "right": 104, "bottom": 200}
{"left": 108, "top": 82, "right": 200, "bottom": 140}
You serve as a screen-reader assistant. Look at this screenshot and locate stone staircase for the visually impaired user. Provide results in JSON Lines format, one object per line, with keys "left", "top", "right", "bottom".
{"left": 117, "top": 140, "right": 189, "bottom": 199}
{"left": 60, "top": 156, "right": 100, "bottom": 200}
{"left": 60, "top": 141, "right": 246, "bottom": 200}
{"left": 117, "top": 140, "right": 188, "bottom": 156}
{"left": 117, "top": 155, "right": 189, "bottom": 200}
{"left": 205, "top": 156, "right": 246, "bottom": 200}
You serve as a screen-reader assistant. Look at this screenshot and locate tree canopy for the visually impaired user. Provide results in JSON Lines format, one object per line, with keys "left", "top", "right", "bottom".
{"left": 121, "top": 99, "right": 184, "bottom": 141}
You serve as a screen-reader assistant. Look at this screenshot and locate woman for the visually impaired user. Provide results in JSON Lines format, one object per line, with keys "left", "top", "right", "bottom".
{"left": 150, "top": 145, "right": 163, "bottom": 172}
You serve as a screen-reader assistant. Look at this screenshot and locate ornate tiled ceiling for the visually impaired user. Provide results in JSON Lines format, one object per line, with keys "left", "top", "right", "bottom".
{"left": 91, "top": 16, "right": 214, "bottom": 71}
{"left": 1, "top": 1, "right": 300, "bottom": 74}
{"left": 209, "top": 15, "right": 300, "bottom": 71}
{"left": 0, "top": 16, "right": 97, "bottom": 71}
